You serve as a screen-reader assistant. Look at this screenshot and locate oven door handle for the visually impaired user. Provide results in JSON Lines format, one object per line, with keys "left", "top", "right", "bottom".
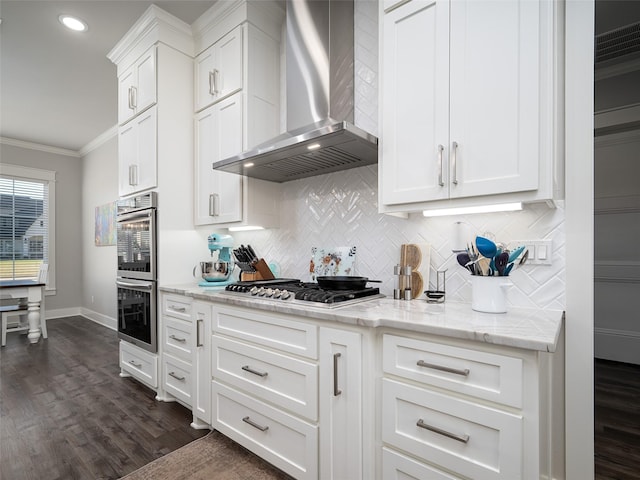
{"left": 117, "top": 209, "right": 154, "bottom": 223}
{"left": 116, "top": 280, "right": 153, "bottom": 291}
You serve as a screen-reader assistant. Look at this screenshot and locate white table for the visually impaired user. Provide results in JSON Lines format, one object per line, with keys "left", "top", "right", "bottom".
{"left": 0, "top": 279, "right": 45, "bottom": 343}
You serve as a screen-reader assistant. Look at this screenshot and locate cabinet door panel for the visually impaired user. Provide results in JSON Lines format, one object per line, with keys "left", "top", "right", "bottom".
{"left": 194, "top": 94, "right": 243, "bottom": 225}
{"left": 448, "top": 0, "right": 539, "bottom": 198}
{"left": 118, "top": 121, "right": 136, "bottom": 196}
{"left": 319, "top": 328, "right": 363, "bottom": 480}
{"left": 193, "top": 301, "right": 212, "bottom": 425}
{"left": 215, "top": 26, "right": 243, "bottom": 101}
{"left": 118, "top": 66, "right": 136, "bottom": 124}
{"left": 135, "top": 47, "right": 157, "bottom": 116}
{"left": 135, "top": 107, "right": 157, "bottom": 193}
{"left": 195, "top": 46, "right": 216, "bottom": 112}
{"left": 382, "top": 0, "right": 449, "bottom": 205}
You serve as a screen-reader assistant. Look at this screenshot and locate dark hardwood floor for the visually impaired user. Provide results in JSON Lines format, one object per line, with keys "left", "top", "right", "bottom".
{"left": 595, "top": 358, "right": 640, "bottom": 480}
{"left": 0, "top": 317, "right": 207, "bottom": 480}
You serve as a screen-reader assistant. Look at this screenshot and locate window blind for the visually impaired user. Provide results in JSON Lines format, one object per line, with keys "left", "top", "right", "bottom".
{"left": 0, "top": 176, "right": 49, "bottom": 280}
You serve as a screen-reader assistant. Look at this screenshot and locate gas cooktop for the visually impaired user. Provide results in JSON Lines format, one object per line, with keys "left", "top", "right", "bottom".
{"left": 219, "top": 278, "right": 385, "bottom": 308}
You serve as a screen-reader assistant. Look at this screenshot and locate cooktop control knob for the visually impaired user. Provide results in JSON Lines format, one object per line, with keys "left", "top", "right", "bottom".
{"left": 249, "top": 286, "right": 260, "bottom": 296}
{"left": 264, "top": 288, "right": 274, "bottom": 297}
{"left": 273, "top": 289, "right": 282, "bottom": 299}
{"left": 280, "top": 290, "right": 291, "bottom": 300}
{"left": 257, "top": 287, "right": 267, "bottom": 296}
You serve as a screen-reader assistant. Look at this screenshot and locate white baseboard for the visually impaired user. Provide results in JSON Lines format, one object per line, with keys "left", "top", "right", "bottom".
{"left": 594, "top": 327, "right": 640, "bottom": 364}
{"left": 80, "top": 308, "right": 117, "bottom": 331}
{"left": 46, "top": 307, "right": 83, "bottom": 319}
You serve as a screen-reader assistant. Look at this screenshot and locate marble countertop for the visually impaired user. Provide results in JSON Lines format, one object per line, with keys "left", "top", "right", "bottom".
{"left": 160, "top": 283, "right": 564, "bottom": 353}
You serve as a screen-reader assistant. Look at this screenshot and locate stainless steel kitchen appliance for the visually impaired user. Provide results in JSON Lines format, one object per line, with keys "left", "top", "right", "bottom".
{"left": 194, "top": 233, "right": 235, "bottom": 287}
{"left": 221, "top": 279, "right": 384, "bottom": 309}
{"left": 116, "top": 192, "right": 157, "bottom": 353}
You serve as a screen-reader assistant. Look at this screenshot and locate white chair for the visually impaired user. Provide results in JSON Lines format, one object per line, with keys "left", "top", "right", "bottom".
{"left": 1, "top": 263, "right": 48, "bottom": 346}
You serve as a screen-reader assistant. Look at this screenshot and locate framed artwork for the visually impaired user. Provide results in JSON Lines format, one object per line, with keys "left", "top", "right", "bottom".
{"left": 95, "top": 201, "right": 116, "bottom": 246}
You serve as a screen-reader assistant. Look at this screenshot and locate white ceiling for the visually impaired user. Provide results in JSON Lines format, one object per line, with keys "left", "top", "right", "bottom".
{"left": 0, "top": 1, "right": 215, "bottom": 153}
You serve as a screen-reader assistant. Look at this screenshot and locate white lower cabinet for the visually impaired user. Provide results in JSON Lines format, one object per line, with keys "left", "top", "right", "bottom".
{"left": 119, "top": 340, "right": 158, "bottom": 389}
{"left": 381, "top": 333, "right": 555, "bottom": 480}
{"left": 382, "top": 378, "right": 522, "bottom": 479}
{"left": 192, "top": 301, "right": 212, "bottom": 428}
{"left": 158, "top": 293, "right": 193, "bottom": 408}
{"left": 213, "top": 381, "right": 318, "bottom": 480}
{"left": 319, "top": 327, "right": 363, "bottom": 480}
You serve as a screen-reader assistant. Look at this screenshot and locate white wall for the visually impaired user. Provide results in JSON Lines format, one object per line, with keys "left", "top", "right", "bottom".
{"left": 80, "top": 133, "right": 119, "bottom": 329}
{"left": 0, "top": 142, "right": 83, "bottom": 316}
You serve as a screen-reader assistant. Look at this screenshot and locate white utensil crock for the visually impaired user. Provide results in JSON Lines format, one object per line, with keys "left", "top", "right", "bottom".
{"left": 471, "top": 276, "right": 511, "bottom": 313}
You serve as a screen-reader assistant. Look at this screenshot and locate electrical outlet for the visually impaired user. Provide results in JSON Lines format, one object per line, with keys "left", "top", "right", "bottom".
{"left": 513, "top": 240, "right": 553, "bottom": 266}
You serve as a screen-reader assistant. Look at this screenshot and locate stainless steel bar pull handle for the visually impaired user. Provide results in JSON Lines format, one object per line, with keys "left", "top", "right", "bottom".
{"left": 129, "top": 165, "right": 138, "bottom": 186}
{"left": 196, "top": 319, "right": 203, "bottom": 347}
{"left": 212, "top": 69, "right": 220, "bottom": 95}
{"left": 417, "top": 359, "right": 470, "bottom": 377}
{"left": 437, "top": 144, "right": 445, "bottom": 187}
{"left": 451, "top": 141, "right": 459, "bottom": 185}
{"left": 333, "top": 352, "right": 342, "bottom": 396}
{"left": 243, "top": 416, "right": 269, "bottom": 432}
{"left": 129, "top": 360, "right": 142, "bottom": 368}
{"left": 208, "top": 71, "right": 215, "bottom": 96}
{"left": 128, "top": 87, "right": 134, "bottom": 110}
{"left": 417, "top": 419, "right": 470, "bottom": 443}
{"left": 168, "top": 371, "right": 185, "bottom": 381}
{"left": 130, "top": 86, "right": 137, "bottom": 109}
{"left": 169, "top": 334, "right": 186, "bottom": 343}
{"left": 170, "top": 306, "right": 187, "bottom": 313}
{"left": 242, "top": 365, "right": 268, "bottom": 377}
{"left": 209, "top": 193, "right": 220, "bottom": 217}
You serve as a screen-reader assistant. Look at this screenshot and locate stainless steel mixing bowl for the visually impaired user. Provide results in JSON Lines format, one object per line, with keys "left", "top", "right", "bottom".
{"left": 198, "top": 261, "right": 233, "bottom": 282}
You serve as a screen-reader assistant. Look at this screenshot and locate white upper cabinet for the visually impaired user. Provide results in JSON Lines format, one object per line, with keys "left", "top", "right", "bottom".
{"left": 380, "top": 0, "right": 559, "bottom": 212}
{"left": 195, "top": 26, "right": 243, "bottom": 112}
{"left": 117, "top": 45, "right": 157, "bottom": 125}
{"left": 192, "top": 1, "right": 283, "bottom": 228}
{"left": 118, "top": 106, "right": 157, "bottom": 197}
{"left": 195, "top": 93, "right": 244, "bottom": 225}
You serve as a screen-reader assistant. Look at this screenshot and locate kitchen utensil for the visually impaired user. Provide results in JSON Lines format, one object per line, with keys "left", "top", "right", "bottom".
{"left": 504, "top": 263, "right": 514, "bottom": 276}
{"left": 424, "top": 269, "right": 446, "bottom": 303}
{"left": 508, "top": 245, "right": 526, "bottom": 263}
{"left": 457, "top": 253, "right": 475, "bottom": 274}
{"left": 495, "top": 252, "right": 509, "bottom": 276}
{"left": 316, "top": 276, "right": 382, "bottom": 290}
{"left": 477, "top": 256, "right": 491, "bottom": 276}
{"left": 475, "top": 236, "right": 497, "bottom": 259}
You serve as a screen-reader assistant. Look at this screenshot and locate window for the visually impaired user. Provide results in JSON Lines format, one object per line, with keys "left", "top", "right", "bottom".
{"left": 0, "top": 164, "right": 55, "bottom": 288}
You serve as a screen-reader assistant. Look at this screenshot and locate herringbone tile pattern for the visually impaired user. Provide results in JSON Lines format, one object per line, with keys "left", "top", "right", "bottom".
{"left": 232, "top": 165, "right": 566, "bottom": 310}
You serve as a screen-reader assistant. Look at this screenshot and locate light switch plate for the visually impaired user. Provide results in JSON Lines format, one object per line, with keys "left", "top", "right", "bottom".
{"left": 513, "top": 240, "right": 553, "bottom": 266}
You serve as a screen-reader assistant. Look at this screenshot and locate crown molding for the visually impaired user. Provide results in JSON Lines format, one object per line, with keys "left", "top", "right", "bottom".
{"left": 0, "top": 137, "right": 80, "bottom": 158}
{"left": 79, "top": 125, "right": 118, "bottom": 157}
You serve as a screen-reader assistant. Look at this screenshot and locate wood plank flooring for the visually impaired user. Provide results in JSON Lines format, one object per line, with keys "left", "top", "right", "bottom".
{"left": 595, "top": 358, "right": 640, "bottom": 480}
{"left": 2, "top": 317, "right": 639, "bottom": 479}
{"left": 0, "top": 317, "right": 207, "bottom": 480}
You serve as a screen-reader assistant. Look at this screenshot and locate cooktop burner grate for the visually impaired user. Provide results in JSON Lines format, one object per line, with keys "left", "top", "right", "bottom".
{"left": 222, "top": 279, "right": 384, "bottom": 307}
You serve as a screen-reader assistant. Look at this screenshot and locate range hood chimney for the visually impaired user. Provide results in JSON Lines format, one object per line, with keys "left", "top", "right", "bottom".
{"left": 212, "top": 0, "right": 378, "bottom": 183}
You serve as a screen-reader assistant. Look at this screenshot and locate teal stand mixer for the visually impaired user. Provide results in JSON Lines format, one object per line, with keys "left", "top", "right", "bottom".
{"left": 195, "top": 233, "right": 235, "bottom": 287}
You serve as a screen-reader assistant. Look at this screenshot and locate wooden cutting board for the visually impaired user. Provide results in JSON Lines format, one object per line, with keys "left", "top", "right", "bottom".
{"left": 402, "top": 243, "right": 431, "bottom": 299}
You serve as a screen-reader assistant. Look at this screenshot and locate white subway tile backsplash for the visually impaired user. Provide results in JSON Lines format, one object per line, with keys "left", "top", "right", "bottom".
{"left": 230, "top": 165, "right": 566, "bottom": 311}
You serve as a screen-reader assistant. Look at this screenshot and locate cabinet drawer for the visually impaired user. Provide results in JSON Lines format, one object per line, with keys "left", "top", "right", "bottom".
{"left": 163, "top": 317, "right": 193, "bottom": 360}
{"left": 162, "top": 354, "right": 192, "bottom": 406}
{"left": 213, "top": 335, "right": 318, "bottom": 421}
{"left": 382, "top": 379, "right": 522, "bottom": 480}
{"left": 120, "top": 341, "right": 158, "bottom": 388}
{"left": 214, "top": 306, "right": 317, "bottom": 359}
{"left": 212, "top": 381, "right": 318, "bottom": 480}
{"left": 162, "top": 294, "right": 192, "bottom": 321}
{"left": 382, "top": 447, "right": 462, "bottom": 480}
{"left": 383, "top": 334, "right": 523, "bottom": 408}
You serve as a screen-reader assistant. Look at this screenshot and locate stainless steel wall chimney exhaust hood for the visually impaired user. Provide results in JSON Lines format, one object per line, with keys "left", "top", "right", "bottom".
{"left": 212, "top": 0, "right": 378, "bottom": 183}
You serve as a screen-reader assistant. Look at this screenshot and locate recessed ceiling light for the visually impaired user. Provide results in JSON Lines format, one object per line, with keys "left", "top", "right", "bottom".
{"left": 59, "top": 14, "right": 88, "bottom": 32}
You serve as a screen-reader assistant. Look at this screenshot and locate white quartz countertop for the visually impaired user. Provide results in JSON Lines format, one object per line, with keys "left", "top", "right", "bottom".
{"left": 160, "top": 284, "right": 564, "bottom": 353}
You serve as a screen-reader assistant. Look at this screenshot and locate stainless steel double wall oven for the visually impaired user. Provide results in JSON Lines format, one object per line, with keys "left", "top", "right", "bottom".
{"left": 116, "top": 192, "right": 157, "bottom": 353}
